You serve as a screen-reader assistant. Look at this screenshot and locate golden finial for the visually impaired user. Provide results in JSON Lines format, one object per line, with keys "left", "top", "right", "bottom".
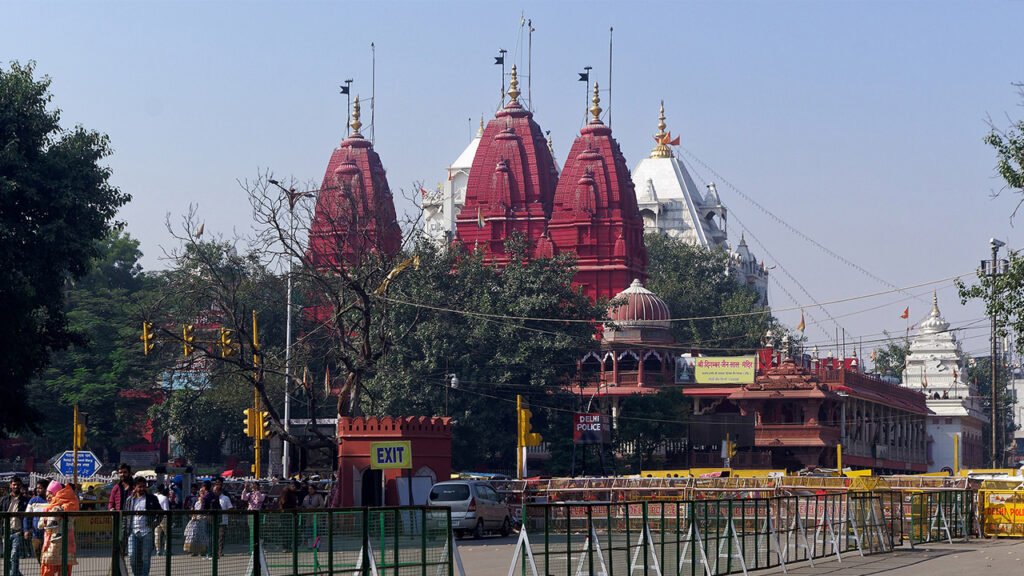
{"left": 590, "top": 82, "right": 602, "bottom": 123}
{"left": 350, "top": 95, "right": 363, "bottom": 136}
{"left": 507, "top": 65, "right": 521, "bottom": 104}
{"left": 651, "top": 100, "right": 673, "bottom": 159}
{"left": 477, "top": 116, "right": 484, "bottom": 137}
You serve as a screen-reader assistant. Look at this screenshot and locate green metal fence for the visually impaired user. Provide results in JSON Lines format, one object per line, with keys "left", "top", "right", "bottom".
{"left": 517, "top": 494, "right": 894, "bottom": 576}
{"left": 906, "top": 490, "right": 975, "bottom": 545}
{"left": 1, "top": 507, "right": 454, "bottom": 576}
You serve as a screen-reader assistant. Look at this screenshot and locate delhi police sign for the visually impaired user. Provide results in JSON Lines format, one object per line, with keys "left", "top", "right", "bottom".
{"left": 53, "top": 450, "right": 102, "bottom": 478}
{"left": 370, "top": 441, "right": 412, "bottom": 470}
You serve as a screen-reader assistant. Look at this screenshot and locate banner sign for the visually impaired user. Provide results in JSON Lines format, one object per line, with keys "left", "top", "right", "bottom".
{"left": 694, "top": 356, "right": 756, "bottom": 384}
{"left": 370, "top": 441, "right": 412, "bottom": 470}
{"left": 573, "top": 413, "right": 611, "bottom": 445}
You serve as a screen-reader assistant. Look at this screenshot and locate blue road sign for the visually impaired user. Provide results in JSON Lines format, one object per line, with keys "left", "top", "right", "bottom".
{"left": 52, "top": 451, "right": 102, "bottom": 478}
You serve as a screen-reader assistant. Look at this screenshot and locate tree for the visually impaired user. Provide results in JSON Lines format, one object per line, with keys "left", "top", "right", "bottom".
{"left": 985, "top": 83, "right": 1024, "bottom": 217}
{"left": 25, "top": 231, "right": 159, "bottom": 459}
{"left": 368, "top": 236, "right": 605, "bottom": 471}
{"left": 870, "top": 332, "right": 910, "bottom": 381}
{"left": 644, "top": 234, "right": 776, "bottom": 352}
{"left": 965, "top": 355, "right": 1015, "bottom": 465}
{"left": 0, "top": 62, "right": 131, "bottom": 435}
{"left": 613, "top": 389, "right": 689, "bottom": 473}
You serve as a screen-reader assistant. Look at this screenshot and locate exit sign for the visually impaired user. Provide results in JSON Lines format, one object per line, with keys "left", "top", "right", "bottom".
{"left": 370, "top": 441, "right": 412, "bottom": 470}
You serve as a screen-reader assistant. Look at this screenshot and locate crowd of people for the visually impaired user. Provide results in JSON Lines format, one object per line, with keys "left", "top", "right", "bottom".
{"left": 1, "top": 462, "right": 332, "bottom": 576}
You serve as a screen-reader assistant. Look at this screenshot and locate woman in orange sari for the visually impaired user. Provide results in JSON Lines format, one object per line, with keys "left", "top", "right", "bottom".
{"left": 39, "top": 482, "right": 79, "bottom": 576}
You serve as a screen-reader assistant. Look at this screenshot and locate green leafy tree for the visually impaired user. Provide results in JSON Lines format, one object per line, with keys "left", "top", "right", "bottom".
{"left": 25, "top": 231, "right": 158, "bottom": 459}
{"left": 614, "top": 389, "right": 690, "bottom": 473}
{"left": 870, "top": 332, "right": 910, "bottom": 381}
{"left": 985, "top": 83, "right": 1024, "bottom": 216}
{"left": 965, "top": 356, "right": 1015, "bottom": 466}
{"left": 644, "top": 234, "right": 774, "bottom": 352}
{"left": 0, "top": 62, "right": 132, "bottom": 435}
{"left": 368, "top": 236, "right": 604, "bottom": 471}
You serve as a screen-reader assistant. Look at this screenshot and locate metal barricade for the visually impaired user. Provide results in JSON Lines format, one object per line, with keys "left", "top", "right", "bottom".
{"left": 1, "top": 506, "right": 454, "bottom": 576}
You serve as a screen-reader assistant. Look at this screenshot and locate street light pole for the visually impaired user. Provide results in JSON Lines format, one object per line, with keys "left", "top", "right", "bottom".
{"left": 988, "top": 238, "right": 1006, "bottom": 468}
{"left": 270, "top": 178, "right": 312, "bottom": 478}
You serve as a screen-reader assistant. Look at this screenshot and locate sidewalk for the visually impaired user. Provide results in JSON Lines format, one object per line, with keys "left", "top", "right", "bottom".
{"left": 758, "top": 538, "right": 1024, "bottom": 576}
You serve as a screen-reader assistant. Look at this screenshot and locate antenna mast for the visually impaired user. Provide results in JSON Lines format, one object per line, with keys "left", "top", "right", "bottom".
{"left": 608, "top": 27, "right": 613, "bottom": 127}
{"left": 370, "top": 42, "right": 376, "bottom": 144}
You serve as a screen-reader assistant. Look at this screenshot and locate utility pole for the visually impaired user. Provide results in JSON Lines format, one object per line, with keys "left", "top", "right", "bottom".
{"left": 986, "top": 238, "right": 1006, "bottom": 468}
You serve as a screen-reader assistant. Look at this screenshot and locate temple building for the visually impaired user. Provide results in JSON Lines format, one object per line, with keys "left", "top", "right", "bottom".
{"left": 546, "top": 83, "right": 648, "bottom": 301}
{"left": 453, "top": 65, "right": 559, "bottom": 265}
{"left": 308, "top": 96, "right": 402, "bottom": 268}
{"left": 630, "top": 103, "right": 769, "bottom": 305}
{"left": 902, "top": 294, "right": 987, "bottom": 471}
{"left": 422, "top": 119, "right": 484, "bottom": 245}
{"left": 575, "top": 279, "right": 678, "bottom": 426}
{"left": 684, "top": 341, "right": 930, "bottom": 473}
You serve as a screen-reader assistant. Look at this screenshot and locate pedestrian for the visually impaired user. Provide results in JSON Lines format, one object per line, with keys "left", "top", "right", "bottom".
{"left": 1, "top": 477, "right": 31, "bottom": 576}
{"left": 278, "top": 481, "right": 299, "bottom": 510}
{"left": 27, "top": 483, "right": 47, "bottom": 562}
{"left": 108, "top": 463, "right": 133, "bottom": 510}
{"left": 211, "top": 479, "right": 232, "bottom": 557}
{"left": 300, "top": 484, "right": 324, "bottom": 509}
{"left": 153, "top": 484, "right": 170, "bottom": 556}
{"left": 39, "top": 481, "right": 79, "bottom": 576}
{"left": 125, "top": 477, "right": 161, "bottom": 576}
{"left": 240, "top": 482, "right": 265, "bottom": 511}
{"left": 182, "top": 485, "right": 209, "bottom": 556}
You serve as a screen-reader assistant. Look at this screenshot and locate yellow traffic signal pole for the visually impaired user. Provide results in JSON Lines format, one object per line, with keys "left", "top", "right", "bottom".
{"left": 837, "top": 443, "right": 843, "bottom": 477}
{"left": 72, "top": 404, "right": 79, "bottom": 487}
{"left": 516, "top": 395, "right": 523, "bottom": 480}
{"left": 252, "top": 310, "right": 261, "bottom": 479}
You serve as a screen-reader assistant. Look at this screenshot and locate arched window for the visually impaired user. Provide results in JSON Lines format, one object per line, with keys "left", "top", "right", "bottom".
{"left": 603, "top": 352, "right": 615, "bottom": 372}
{"left": 642, "top": 351, "right": 663, "bottom": 374}
{"left": 581, "top": 353, "right": 602, "bottom": 376}
{"left": 618, "top": 351, "right": 639, "bottom": 372}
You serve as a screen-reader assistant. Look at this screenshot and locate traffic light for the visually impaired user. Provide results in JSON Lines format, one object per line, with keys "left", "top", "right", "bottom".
{"left": 243, "top": 408, "right": 256, "bottom": 437}
{"left": 74, "top": 412, "right": 88, "bottom": 449}
{"left": 518, "top": 407, "right": 543, "bottom": 447}
{"left": 726, "top": 438, "right": 737, "bottom": 459}
{"left": 257, "top": 410, "right": 271, "bottom": 440}
{"left": 219, "top": 328, "right": 235, "bottom": 357}
{"left": 182, "top": 324, "right": 196, "bottom": 357}
{"left": 141, "top": 322, "right": 155, "bottom": 355}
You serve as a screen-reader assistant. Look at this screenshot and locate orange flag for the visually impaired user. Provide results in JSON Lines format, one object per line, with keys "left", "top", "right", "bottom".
{"left": 669, "top": 135, "right": 680, "bottom": 146}
{"left": 900, "top": 307, "right": 909, "bottom": 319}
{"left": 796, "top": 310, "right": 805, "bottom": 333}
{"left": 477, "top": 206, "right": 485, "bottom": 229}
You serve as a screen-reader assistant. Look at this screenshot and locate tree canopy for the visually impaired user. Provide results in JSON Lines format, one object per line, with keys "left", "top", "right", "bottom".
{"left": 0, "top": 61, "right": 131, "bottom": 435}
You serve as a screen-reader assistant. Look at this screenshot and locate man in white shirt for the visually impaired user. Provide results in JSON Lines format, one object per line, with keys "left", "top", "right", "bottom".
{"left": 125, "top": 477, "right": 160, "bottom": 576}
{"left": 153, "top": 485, "right": 170, "bottom": 556}
{"left": 211, "top": 480, "right": 233, "bottom": 558}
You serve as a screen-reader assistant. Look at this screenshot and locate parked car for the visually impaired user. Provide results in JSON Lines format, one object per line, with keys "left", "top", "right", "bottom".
{"left": 427, "top": 480, "right": 511, "bottom": 539}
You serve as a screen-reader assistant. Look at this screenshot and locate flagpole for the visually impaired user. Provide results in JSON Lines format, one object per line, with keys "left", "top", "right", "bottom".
{"left": 608, "top": 26, "right": 613, "bottom": 128}
{"left": 583, "top": 66, "right": 592, "bottom": 124}
{"left": 370, "top": 42, "right": 375, "bottom": 145}
{"left": 528, "top": 20, "right": 533, "bottom": 111}
{"left": 498, "top": 48, "right": 508, "bottom": 108}
{"left": 343, "top": 79, "right": 353, "bottom": 138}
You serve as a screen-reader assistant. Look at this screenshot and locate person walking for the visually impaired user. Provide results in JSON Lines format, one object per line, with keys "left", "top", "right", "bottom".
{"left": 1, "top": 477, "right": 31, "bottom": 576}
{"left": 240, "top": 483, "right": 265, "bottom": 511}
{"left": 125, "top": 477, "right": 161, "bottom": 576}
{"left": 39, "top": 482, "right": 79, "bottom": 576}
{"left": 153, "top": 485, "right": 170, "bottom": 557}
{"left": 183, "top": 485, "right": 210, "bottom": 556}
{"left": 211, "top": 479, "right": 232, "bottom": 558}
{"left": 108, "top": 463, "right": 133, "bottom": 510}
{"left": 27, "top": 483, "right": 47, "bottom": 563}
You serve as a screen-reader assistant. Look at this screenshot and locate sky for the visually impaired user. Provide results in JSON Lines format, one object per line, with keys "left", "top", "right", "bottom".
{"left": 5, "top": 0, "right": 1024, "bottom": 360}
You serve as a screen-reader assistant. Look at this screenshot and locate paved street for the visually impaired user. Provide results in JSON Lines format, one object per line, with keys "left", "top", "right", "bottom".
{"left": 456, "top": 535, "right": 1024, "bottom": 575}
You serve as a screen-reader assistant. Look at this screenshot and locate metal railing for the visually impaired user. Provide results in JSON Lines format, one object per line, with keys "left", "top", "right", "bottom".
{"left": 513, "top": 494, "right": 894, "bottom": 576}
{"left": 1, "top": 506, "right": 454, "bottom": 576}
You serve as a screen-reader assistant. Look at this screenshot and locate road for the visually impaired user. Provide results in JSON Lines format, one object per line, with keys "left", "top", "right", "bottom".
{"left": 455, "top": 534, "right": 1024, "bottom": 575}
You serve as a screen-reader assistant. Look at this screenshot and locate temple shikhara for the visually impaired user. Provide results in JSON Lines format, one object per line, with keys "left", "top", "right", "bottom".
{"left": 302, "top": 48, "right": 969, "bottom": 482}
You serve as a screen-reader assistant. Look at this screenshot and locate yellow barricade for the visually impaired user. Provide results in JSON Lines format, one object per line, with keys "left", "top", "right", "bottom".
{"left": 980, "top": 481, "right": 1024, "bottom": 537}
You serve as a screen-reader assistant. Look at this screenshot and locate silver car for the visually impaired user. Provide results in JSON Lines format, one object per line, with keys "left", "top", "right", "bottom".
{"left": 427, "top": 480, "right": 512, "bottom": 539}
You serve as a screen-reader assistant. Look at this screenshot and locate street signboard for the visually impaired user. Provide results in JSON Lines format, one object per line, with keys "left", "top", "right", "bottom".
{"left": 52, "top": 451, "right": 102, "bottom": 478}
{"left": 694, "top": 356, "right": 756, "bottom": 384}
{"left": 573, "top": 413, "right": 611, "bottom": 445}
{"left": 369, "top": 441, "right": 412, "bottom": 470}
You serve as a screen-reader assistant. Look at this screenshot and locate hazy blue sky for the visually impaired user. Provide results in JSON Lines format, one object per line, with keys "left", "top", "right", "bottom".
{"left": 5, "top": 0, "right": 1024, "bottom": 358}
